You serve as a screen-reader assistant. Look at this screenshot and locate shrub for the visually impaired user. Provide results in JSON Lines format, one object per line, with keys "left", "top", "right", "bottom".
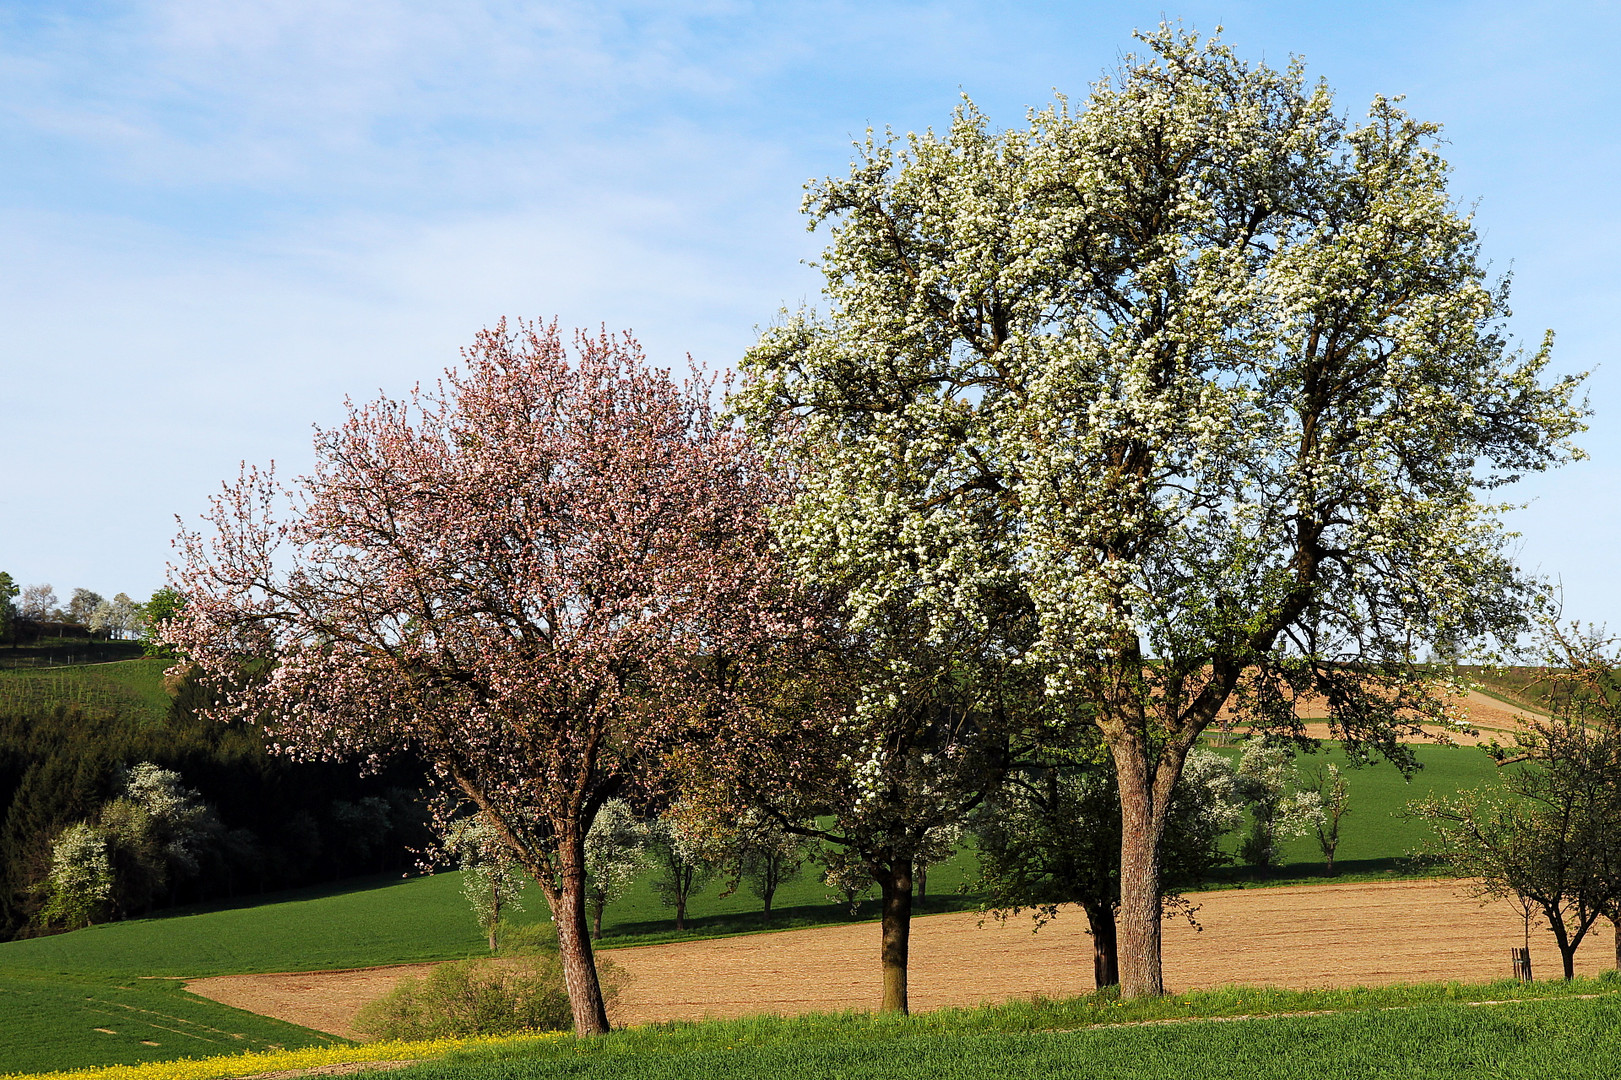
{"left": 355, "top": 954, "right": 574, "bottom": 1039}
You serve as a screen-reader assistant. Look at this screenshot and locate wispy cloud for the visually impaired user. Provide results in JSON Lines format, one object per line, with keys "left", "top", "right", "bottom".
{"left": 0, "top": 0, "right": 1616, "bottom": 618}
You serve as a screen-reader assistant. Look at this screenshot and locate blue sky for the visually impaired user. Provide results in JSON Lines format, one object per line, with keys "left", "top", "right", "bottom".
{"left": 2, "top": 1, "right": 1616, "bottom": 636}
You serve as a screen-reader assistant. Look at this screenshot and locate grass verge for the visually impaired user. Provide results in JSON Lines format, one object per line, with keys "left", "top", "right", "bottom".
{"left": 7, "top": 977, "right": 1616, "bottom": 1080}
{"left": 412, "top": 978, "right": 1621, "bottom": 1080}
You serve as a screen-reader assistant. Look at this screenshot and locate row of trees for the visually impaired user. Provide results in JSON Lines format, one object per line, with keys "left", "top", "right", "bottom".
{"left": 451, "top": 798, "right": 820, "bottom": 951}
{"left": 453, "top": 737, "right": 1345, "bottom": 981}
{"left": 0, "top": 576, "right": 181, "bottom": 647}
{"left": 162, "top": 28, "right": 1586, "bottom": 1034}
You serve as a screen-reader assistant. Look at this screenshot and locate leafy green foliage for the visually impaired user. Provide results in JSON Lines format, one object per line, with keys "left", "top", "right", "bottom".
{"left": 0, "top": 971, "right": 338, "bottom": 1075}
{"left": 355, "top": 954, "right": 575, "bottom": 1039}
{"left": 139, "top": 588, "right": 185, "bottom": 658}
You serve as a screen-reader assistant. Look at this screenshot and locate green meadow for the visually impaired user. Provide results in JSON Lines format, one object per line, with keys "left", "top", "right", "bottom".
{"left": 0, "top": 657, "right": 173, "bottom": 725}
{"left": 401, "top": 991, "right": 1621, "bottom": 1080}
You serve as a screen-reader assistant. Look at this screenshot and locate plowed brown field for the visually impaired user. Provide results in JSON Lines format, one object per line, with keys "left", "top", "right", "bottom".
{"left": 186, "top": 879, "right": 1612, "bottom": 1039}
{"left": 1222, "top": 689, "right": 1545, "bottom": 746}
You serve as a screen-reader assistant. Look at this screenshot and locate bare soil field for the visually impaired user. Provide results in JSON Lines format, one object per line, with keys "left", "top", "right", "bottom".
{"left": 1222, "top": 689, "right": 1545, "bottom": 746}
{"left": 187, "top": 879, "right": 1611, "bottom": 1038}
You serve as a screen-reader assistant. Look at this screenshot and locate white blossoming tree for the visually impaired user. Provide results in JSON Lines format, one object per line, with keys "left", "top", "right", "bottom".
{"left": 39, "top": 822, "right": 115, "bottom": 929}
{"left": 734, "top": 26, "right": 1586, "bottom": 997}
{"left": 583, "top": 798, "right": 648, "bottom": 940}
{"left": 1233, "top": 739, "right": 1323, "bottom": 869}
{"left": 446, "top": 813, "right": 529, "bottom": 953}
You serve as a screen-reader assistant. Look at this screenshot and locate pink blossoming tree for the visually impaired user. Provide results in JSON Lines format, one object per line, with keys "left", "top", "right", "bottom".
{"left": 164, "top": 321, "right": 789, "bottom": 1035}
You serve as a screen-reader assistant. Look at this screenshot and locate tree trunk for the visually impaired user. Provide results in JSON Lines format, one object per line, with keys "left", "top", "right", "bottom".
{"left": 1111, "top": 736, "right": 1169, "bottom": 998}
{"left": 592, "top": 900, "right": 604, "bottom": 940}
{"left": 762, "top": 885, "right": 774, "bottom": 925}
{"left": 917, "top": 863, "right": 928, "bottom": 901}
{"left": 1611, "top": 914, "right": 1621, "bottom": 972}
{"left": 1548, "top": 914, "right": 1576, "bottom": 981}
{"left": 1082, "top": 900, "right": 1119, "bottom": 989}
{"left": 551, "top": 837, "right": 612, "bottom": 1036}
{"left": 877, "top": 859, "right": 914, "bottom": 1014}
{"left": 675, "top": 891, "right": 686, "bottom": 932}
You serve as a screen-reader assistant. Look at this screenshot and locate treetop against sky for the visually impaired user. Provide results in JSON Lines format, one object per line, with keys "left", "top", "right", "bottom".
{"left": 1, "top": 2, "right": 1616, "bottom": 628}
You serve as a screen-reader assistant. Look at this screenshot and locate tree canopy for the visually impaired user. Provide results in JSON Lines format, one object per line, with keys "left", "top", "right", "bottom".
{"left": 734, "top": 25, "right": 1587, "bottom": 996}
{"left": 165, "top": 321, "right": 792, "bottom": 1034}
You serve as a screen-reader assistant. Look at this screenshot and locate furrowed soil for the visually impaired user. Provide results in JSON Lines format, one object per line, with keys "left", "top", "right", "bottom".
{"left": 1224, "top": 689, "right": 1545, "bottom": 746}
{"left": 186, "top": 879, "right": 1612, "bottom": 1038}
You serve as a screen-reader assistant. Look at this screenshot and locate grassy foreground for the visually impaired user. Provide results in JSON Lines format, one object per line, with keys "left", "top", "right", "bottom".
{"left": 416, "top": 998, "right": 1621, "bottom": 1080}
{"left": 7, "top": 979, "right": 1619, "bottom": 1080}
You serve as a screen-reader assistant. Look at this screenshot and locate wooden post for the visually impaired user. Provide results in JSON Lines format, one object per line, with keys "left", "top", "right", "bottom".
{"left": 1511, "top": 947, "right": 1533, "bottom": 983}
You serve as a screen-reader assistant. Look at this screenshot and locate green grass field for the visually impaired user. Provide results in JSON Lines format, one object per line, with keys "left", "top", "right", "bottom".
{"left": 0, "top": 657, "right": 173, "bottom": 724}
{"left": 391, "top": 982, "right": 1621, "bottom": 1080}
{"left": 0, "top": 972, "right": 333, "bottom": 1075}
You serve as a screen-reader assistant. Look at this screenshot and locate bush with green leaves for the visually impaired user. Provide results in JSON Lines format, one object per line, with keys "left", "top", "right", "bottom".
{"left": 355, "top": 926, "right": 623, "bottom": 1038}
{"left": 354, "top": 953, "right": 574, "bottom": 1039}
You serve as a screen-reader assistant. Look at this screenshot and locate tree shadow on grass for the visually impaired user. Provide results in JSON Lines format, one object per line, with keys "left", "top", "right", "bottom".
{"left": 1198, "top": 856, "right": 1442, "bottom": 890}
{"left": 596, "top": 892, "right": 987, "bottom": 949}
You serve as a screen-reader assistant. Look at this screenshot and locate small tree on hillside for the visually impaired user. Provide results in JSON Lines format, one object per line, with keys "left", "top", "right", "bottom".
{"left": 1234, "top": 740, "right": 1324, "bottom": 870}
{"left": 646, "top": 808, "right": 716, "bottom": 932}
{"left": 1303, "top": 763, "right": 1352, "bottom": 874}
{"left": 90, "top": 594, "right": 142, "bottom": 640}
{"left": 583, "top": 798, "right": 648, "bottom": 939}
{"left": 66, "top": 589, "right": 103, "bottom": 627}
{"left": 737, "top": 817, "right": 814, "bottom": 923}
{"left": 447, "top": 813, "right": 529, "bottom": 953}
{"left": 681, "top": 806, "right": 815, "bottom": 925}
{"left": 19, "top": 584, "right": 57, "bottom": 622}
